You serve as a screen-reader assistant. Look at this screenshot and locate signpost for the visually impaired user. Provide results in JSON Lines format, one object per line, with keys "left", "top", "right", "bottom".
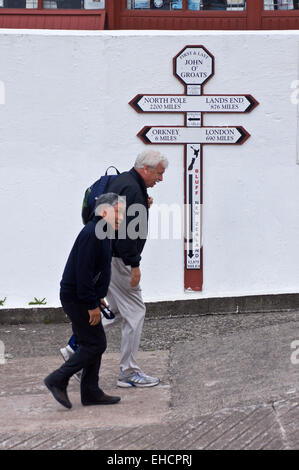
{"left": 129, "top": 45, "right": 259, "bottom": 291}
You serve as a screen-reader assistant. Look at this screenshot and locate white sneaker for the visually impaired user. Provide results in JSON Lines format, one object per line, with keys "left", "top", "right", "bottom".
{"left": 60, "top": 345, "right": 81, "bottom": 383}
{"left": 117, "top": 371, "right": 160, "bottom": 388}
{"left": 60, "top": 345, "right": 74, "bottom": 362}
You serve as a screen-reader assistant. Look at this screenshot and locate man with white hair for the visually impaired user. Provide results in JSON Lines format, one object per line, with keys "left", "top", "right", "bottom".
{"left": 106, "top": 150, "right": 169, "bottom": 388}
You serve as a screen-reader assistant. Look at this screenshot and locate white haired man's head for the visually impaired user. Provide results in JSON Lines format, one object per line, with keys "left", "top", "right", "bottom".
{"left": 134, "top": 150, "right": 169, "bottom": 188}
{"left": 135, "top": 150, "right": 169, "bottom": 170}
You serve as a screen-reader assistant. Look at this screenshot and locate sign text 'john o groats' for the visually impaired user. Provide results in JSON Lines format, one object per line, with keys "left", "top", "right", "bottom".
{"left": 129, "top": 45, "right": 259, "bottom": 292}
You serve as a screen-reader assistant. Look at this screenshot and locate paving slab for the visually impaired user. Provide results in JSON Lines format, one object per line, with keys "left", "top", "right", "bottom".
{"left": 1, "top": 311, "right": 299, "bottom": 450}
{"left": 170, "top": 321, "right": 299, "bottom": 416}
{"left": 0, "top": 352, "right": 170, "bottom": 433}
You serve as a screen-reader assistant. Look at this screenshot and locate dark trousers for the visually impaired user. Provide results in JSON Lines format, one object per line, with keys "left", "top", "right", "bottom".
{"left": 49, "top": 301, "right": 107, "bottom": 403}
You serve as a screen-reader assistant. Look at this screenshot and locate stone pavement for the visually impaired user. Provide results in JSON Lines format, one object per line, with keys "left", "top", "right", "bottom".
{"left": 1, "top": 310, "right": 299, "bottom": 450}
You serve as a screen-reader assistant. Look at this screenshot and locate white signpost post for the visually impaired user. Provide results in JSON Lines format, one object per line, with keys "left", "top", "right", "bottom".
{"left": 130, "top": 45, "right": 258, "bottom": 291}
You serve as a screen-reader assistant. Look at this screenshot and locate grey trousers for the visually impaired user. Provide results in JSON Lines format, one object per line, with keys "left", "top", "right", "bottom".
{"left": 106, "top": 257, "right": 146, "bottom": 376}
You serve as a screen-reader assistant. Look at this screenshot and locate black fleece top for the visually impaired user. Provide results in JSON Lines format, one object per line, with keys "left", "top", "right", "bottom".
{"left": 60, "top": 216, "right": 111, "bottom": 310}
{"left": 106, "top": 167, "right": 149, "bottom": 268}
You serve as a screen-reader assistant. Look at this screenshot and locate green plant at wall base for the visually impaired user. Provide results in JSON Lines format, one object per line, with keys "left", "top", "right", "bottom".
{"left": 28, "top": 297, "right": 47, "bottom": 305}
{"left": 0, "top": 297, "right": 7, "bottom": 306}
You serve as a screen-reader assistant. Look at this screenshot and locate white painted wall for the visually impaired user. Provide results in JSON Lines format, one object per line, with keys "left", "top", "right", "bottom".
{"left": 0, "top": 29, "right": 298, "bottom": 308}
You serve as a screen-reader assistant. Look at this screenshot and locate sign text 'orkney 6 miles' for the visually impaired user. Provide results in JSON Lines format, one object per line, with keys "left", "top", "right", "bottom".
{"left": 129, "top": 45, "right": 259, "bottom": 292}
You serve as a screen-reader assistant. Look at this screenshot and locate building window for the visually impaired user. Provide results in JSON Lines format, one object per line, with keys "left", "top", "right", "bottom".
{"left": 189, "top": 0, "right": 224, "bottom": 9}
{"left": 43, "top": 0, "right": 105, "bottom": 7}
{"left": 0, "top": 0, "right": 105, "bottom": 7}
{"left": 127, "top": 0, "right": 246, "bottom": 10}
{"left": 127, "top": 0, "right": 182, "bottom": 8}
{"left": 188, "top": 1, "right": 246, "bottom": 9}
{"left": 264, "top": 0, "right": 299, "bottom": 8}
{"left": 0, "top": 0, "right": 37, "bottom": 7}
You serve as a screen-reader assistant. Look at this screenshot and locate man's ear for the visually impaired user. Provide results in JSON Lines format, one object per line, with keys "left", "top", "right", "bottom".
{"left": 96, "top": 205, "right": 106, "bottom": 218}
{"left": 101, "top": 208, "right": 107, "bottom": 219}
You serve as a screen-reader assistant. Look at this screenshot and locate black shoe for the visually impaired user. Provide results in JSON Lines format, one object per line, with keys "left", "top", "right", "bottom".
{"left": 82, "top": 392, "right": 121, "bottom": 406}
{"left": 44, "top": 376, "right": 72, "bottom": 409}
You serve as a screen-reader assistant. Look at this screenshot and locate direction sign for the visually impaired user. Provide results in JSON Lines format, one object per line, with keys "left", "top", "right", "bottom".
{"left": 130, "top": 94, "right": 258, "bottom": 114}
{"left": 138, "top": 126, "right": 250, "bottom": 145}
{"left": 186, "top": 112, "right": 202, "bottom": 127}
{"left": 174, "top": 45, "right": 214, "bottom": 86}
{"left": 130, "top": 44, "right": 258, "bottom": 292}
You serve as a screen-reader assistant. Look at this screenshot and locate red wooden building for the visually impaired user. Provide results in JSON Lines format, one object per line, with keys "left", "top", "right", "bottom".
{"left": 0, "top": 0, "right": 298, "bottom": 30}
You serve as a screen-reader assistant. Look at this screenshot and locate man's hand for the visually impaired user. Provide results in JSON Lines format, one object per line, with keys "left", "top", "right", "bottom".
{"left": 88, "top": 307, "right": 101, "bottom": 326}
{"left": 148, "top": 197, "right": 153, "bottom": 208}
{"left": 130, "top": 267, "right": 141, "bottom": 288}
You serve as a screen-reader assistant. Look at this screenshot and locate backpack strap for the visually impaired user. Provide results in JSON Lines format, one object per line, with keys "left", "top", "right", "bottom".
{"left": 105, "top": 166, "right": 120, "bottom": 175}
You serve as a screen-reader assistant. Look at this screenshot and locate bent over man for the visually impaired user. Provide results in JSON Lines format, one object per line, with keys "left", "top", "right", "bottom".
{"left": 44, "top": 193, "right": 125, "bottom": 409}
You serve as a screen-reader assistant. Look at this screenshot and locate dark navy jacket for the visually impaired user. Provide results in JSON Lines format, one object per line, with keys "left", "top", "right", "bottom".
{"left": 106, "top": 167, "right": 149, "bottom": 268}
{"left": 60, "top": 216, "right": 111, "bottom": 310}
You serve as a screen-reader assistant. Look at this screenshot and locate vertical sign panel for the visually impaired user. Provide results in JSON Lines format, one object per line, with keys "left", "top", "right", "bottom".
{"left": 185, "top": 144, "right": 201, "bottom": 270}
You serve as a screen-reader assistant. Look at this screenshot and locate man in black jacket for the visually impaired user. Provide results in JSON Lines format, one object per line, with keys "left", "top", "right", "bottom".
{"left": 106, "top": 150, "right": 169, "bottom": 388}
{"left": 44, "top": 193, "right": 125, "bottom": 409}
